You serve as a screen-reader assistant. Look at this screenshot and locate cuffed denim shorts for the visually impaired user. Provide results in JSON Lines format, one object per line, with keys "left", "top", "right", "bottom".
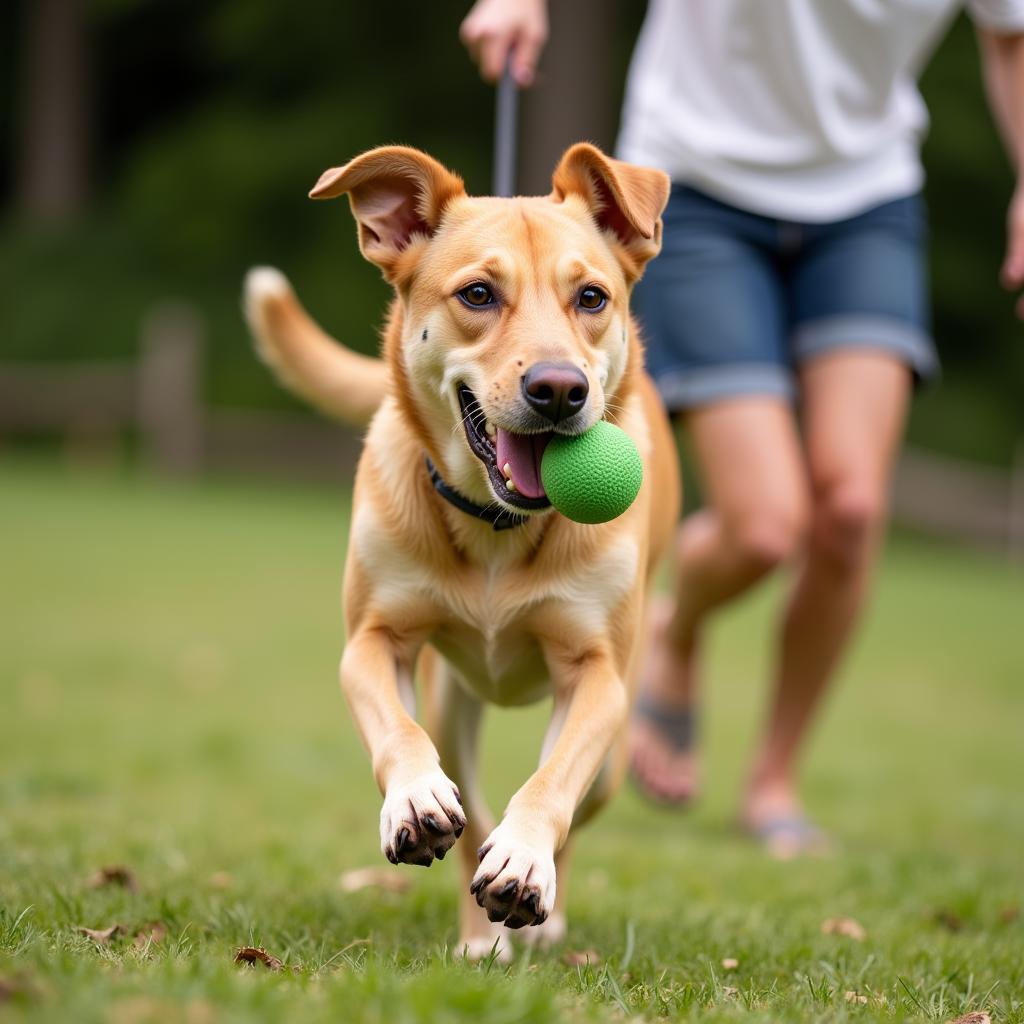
{"left": 633, "top": 185, "right": 938, "bottom": 412}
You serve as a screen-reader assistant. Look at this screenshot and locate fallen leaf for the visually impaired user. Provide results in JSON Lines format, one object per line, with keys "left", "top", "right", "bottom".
{"left": 845, "top": 991, "right": 869, "bottom": 1004}
{"left": 339, "top": 866, "right": 411, "bottom": 894}
{"left": 722, "top": 986, "right": 738, "bottom": 997}
{"left": 108, "top": 996, "right": 175, "bottom": 1024}
{"left": 821, "top": 916, "right": 866, "bottom": 941}
{"left": 185, "top": 999, "right": 217, "bottom": 1024}
{"left": 561, "top": 949, "right": 601, "bottom": 967}
{"left": 87, "top": 865, "right": 138, "bottom": 892}
{"left": 208, "top": 871, "right": 234, "bottom": 889}
{"left": 998, "top": 904, "right": 1019, "bottom": 924}
{"left": 78, "top": 924, "right": 125, "bottom": 944}
{"left": 133, "top": 921, "right": 168, "bottom": 948}
{"left": 721, "top": 957, "right": 739, "bottom": 970}
{"left": 933, "top": 909, "right": 964, "bottom": 932}
{"left": 233, "top": 947, "right": 283, "bottom": 971}
{"left": 0, "top": 974, "right": 34, "bottom": 1003}
{"left": 946, "top": 1013, "right": 991, "bottom": 1024}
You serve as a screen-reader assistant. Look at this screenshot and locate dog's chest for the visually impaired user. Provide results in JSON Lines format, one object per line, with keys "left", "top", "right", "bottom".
{"left": 431, "top": 616, "right": 550, "bottom": 706}
{"left": 429, "top": 541, "right": 638, "bottom": 705}
{"left": 355, "top": 508, "right": 640, "bottom": 703}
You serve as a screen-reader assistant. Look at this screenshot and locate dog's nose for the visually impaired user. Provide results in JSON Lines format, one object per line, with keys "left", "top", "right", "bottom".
{"left": 521, "top": 362, "right": 589, "bottom": 424}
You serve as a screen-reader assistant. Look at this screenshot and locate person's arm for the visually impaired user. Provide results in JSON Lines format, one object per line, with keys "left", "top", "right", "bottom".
{"left": 460, "top": 0, "right": 548, "bottom": 87}
{"left": 977, "top": 26, "right": 1024, "bottom": 317}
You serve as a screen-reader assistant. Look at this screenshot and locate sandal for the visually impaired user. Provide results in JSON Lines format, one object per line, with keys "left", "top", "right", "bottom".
{"left": 744, "top": 814, "right": 834, "bottom": 860}
{"left": 628, "top": 697, "right": 699, "bottom": 806}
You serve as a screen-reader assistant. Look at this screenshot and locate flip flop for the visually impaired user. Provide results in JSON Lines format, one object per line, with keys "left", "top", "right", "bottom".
{"left": 629, "top": 697, "right": 699, "bottom": 806}
{"left": 744, "top": 814, "right": 834, "bottom": 860}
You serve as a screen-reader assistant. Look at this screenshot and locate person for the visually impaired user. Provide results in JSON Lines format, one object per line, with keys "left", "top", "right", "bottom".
{"left": 461, "top": 0, "right": 1024, "bottom": 856}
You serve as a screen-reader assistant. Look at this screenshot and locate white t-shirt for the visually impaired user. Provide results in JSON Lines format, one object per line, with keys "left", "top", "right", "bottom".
{"left": 617, "top": 0, "right": 1024, "bottom": 222}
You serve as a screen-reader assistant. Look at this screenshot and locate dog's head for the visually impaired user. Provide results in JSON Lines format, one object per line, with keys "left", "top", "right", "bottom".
{"left": 312, "top": 144, "right": 669, "bottom": 515}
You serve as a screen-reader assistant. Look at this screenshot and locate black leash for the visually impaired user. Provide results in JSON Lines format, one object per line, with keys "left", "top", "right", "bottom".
{"left": 493, "top": 62, "right": 519, "bottom": 197}
{"left": 425, "top": 457, "right": 528, "bottom": 531}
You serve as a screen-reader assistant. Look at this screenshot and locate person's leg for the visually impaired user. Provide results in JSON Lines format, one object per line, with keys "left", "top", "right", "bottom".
{"left": 628, "top": 186, "right": 797, "bottom": 802}
{"left": 742, "top": 350, "right": 911, "bottom": 851}
{"left": 630, "top": 397, "right": 810, "bottom": 801}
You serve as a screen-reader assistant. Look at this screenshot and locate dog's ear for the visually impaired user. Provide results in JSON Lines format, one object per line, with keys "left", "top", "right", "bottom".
{"left": 551, "top": 144, "right": 670, "bottom": 279}
{"left": 311, "top": 146, "right": 465, "bottom": 277}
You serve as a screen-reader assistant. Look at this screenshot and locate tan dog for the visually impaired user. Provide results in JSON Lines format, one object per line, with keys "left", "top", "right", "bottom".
{"left": 244, "top": 143, "right": 680, "bottom": 958}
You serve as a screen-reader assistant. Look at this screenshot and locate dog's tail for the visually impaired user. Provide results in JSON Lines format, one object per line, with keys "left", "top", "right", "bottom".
{"left": 243, "top": 266, "right": 387, "bottom": 428}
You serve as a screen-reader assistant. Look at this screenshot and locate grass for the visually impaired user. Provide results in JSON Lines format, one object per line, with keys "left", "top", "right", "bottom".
{"left": 1, "top": 457, "right": 1022, "bottom": 1022}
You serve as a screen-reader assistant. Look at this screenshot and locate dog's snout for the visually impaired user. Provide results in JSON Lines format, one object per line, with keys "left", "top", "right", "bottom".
{"left": 521, "top": 362, "right": 589, "bottom": 424}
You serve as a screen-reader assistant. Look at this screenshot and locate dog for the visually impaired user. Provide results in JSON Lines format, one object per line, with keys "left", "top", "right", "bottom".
{"left": 244, "top": 143, "right": 680, "bottom": 958}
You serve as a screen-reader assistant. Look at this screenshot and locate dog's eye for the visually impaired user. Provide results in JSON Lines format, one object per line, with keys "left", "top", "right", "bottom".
{"left": 577, "top": 286, "right": 607, "bottom": 311}
{"left": 458, "top": 283, "right": 496, "bottom": 308}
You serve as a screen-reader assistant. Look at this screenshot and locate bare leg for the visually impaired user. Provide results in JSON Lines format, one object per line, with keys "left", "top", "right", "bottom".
{"left": 630, "top": 398, "right": 809, "bottom": 801}
{"left": 743, "top": 351, "right": 911, "bottom": 851}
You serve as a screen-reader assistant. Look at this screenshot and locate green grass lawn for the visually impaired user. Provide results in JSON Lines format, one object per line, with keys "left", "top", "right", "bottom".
{"left": 2, "top": 458, "right": 1022, "bottom": 1023}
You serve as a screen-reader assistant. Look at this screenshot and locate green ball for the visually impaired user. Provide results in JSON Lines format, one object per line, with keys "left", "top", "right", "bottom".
{"left": 541, "top": 421, "right": 643, "bottom": 524}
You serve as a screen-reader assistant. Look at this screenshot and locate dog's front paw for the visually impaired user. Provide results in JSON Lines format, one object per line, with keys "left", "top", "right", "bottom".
{"left": 380, "top": 771, "right": 466, "bottom": 867}
{"left": 470, "top": 821, "right": 556, "bottom": 928}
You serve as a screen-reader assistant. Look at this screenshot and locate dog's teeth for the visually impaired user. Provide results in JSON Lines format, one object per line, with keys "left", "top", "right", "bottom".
{"left": 506, "top": 479, "right": 517, "bottom": 493}
{"left": 485, "top": 421, "right": 496, "bottom": 438}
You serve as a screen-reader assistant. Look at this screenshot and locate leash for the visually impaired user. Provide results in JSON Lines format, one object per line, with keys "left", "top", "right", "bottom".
{"left": 493, "top": 62, "right": 519, "bottom": 197}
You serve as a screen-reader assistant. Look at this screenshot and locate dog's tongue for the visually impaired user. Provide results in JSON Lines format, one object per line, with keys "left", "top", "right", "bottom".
{"left": 496, "top": 429, "right": 551, "bottom": 499}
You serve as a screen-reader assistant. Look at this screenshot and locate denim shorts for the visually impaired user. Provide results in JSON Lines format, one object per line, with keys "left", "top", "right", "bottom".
{"left": 633, "top": 185, "right": 938, "bottom": 412}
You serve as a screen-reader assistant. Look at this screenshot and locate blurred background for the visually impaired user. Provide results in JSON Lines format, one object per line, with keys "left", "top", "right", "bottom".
{"left": 1, "top": 0, "right": 1021, "bottom": 509}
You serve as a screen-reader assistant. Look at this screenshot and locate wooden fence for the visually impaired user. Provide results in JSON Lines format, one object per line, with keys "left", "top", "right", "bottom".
{"left": 1, "top": 303, "right": 1021, "bottom": 561}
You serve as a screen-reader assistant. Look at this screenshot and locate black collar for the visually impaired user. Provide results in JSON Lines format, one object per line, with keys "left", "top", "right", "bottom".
{"left": 425, "top": 457, "right": 528, "bottom": 531}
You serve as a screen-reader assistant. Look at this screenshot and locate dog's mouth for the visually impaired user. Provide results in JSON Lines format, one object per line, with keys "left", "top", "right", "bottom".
{"left": 458, "top": 385, "right": 552, "bottom": 510}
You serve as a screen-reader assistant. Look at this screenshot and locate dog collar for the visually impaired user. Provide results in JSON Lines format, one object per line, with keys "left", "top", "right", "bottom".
{"left": 424, "top": 457, "right": 528, "bottom": 531}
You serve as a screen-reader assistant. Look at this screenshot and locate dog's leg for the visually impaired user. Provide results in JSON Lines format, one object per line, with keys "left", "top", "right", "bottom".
{"left": 471, "top": 645, "right": 628, "bottom": 929}
{"left": 518, "top": 705, "right": 627, "bottom": 948}
{"left": 432, "top": 669, "right": 511, "bottom": 961}
{"left": 341, "top": 626, "right": 466, "bottom": 867}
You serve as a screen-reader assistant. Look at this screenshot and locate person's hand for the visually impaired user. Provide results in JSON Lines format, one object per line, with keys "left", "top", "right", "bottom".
{"left": 460, "top": 0, "right": 548, "bottom": 87}
{"left": 1001, "top": 179, "right": 1024, "bottom": 319}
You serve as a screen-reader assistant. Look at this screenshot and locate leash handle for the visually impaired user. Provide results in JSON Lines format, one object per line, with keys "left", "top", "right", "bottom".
{"left": 493, "top": 60, "right": 519, "bottom": 197}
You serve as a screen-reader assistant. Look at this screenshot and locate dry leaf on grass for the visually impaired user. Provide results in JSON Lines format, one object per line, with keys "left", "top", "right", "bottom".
{"left": 845, "top": 991, "right": 869, "bottom": 1004}
{"left": 721, "top": 986, "right": 739, "bottom": 997}
{"left": 339, "top": 867, "right": 411, "bottom": 894}
{"left": 561, "top": 949, "right": 601, "bottom": 967}
{"left": 0, "top": 974, "right": 35, "bottom": 1003}
{"left": 933, "top": 909, "right": 964, "bottom": 932}
{"left": 820, "top": 916, "right": 866, "bottom": 941}
{"left": 78, "top": 924, "right": 125, "bottom": 944}
{"left": 87, "top": 865, "right": 138, "bottom": 891}
{"left": 721, "top": 957, "right": 739, "bottom": 970}
{"left": 946, "top": 1013, "right": 991, "bottom": 1024}
{"left": 233, "top": 947, "right": 283, "bottom": 971}
{"left": 133, "top": 922, "right": 168, "bottom": 948}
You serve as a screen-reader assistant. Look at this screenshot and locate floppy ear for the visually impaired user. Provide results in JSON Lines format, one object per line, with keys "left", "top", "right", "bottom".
{"left": 310, "top": 146, "right": 465, "bottom": 277}
{"left": 551, "top": 143, "right": 670, "bottom": 278}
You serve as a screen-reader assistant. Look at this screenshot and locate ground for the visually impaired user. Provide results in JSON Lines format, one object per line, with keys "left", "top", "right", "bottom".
{"left": 1, "top": 458, "right": 1022, "bottom": 1023}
